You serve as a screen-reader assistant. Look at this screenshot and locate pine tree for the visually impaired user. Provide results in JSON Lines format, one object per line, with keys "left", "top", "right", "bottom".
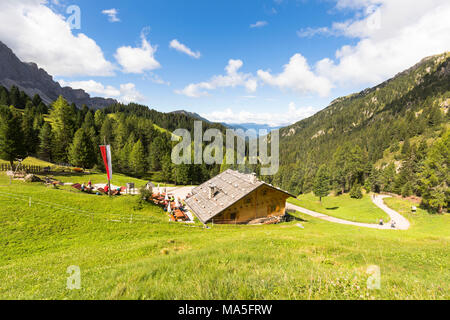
{"left": 32, "top": 94, "right": 42, "bottom": 107}
{"left": 161, "top": 154, "right": 173, "bottom": 183}
{"left": 0, "top": 86, "right": 9, "bottom": 106}
{"left": 401, "top": 136, "right": 411, "bottom": 156}
{"left": 38, "top": 123, "right": 53, "bottom": 162}
{"left": 173, "top": 163, "right": 191, "bottom": 185}
{"left": 22, "top": 105, "right": 38, "bottom": 154}
{"left": 419, "top": 131, "right": 449, "bottom": 213}
{"left": 350, "top": 183, "right": 363, "bottom": 199}
{"left": 129, "top": 139, "right": 146, "bottom": 177}
{"left": 313, "top": 165, "right": 330, "bottom": 203}
{"left": 49, "top": 96, "right": 76, "bottom": 162}
{"left": 68, "top": 128, "right": 97, "bottom": 169}
{"left": 9, "top": 86, "right": 23, "bottom": 108}
{"left": 94, "top": 110, "right": 105, "bottom": 131}
{"left": 100, "top": 117, "right": 115, "bottom": 145}
{"left": 0, "top": 106, "right": 27, "bottom": 167}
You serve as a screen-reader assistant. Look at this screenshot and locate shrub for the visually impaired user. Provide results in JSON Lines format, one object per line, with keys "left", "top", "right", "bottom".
{"left": 350, "top": 184, "right": 363, "bottom": 199}
{"left": 401, "top": 182, "right": 413, "bottom": 198}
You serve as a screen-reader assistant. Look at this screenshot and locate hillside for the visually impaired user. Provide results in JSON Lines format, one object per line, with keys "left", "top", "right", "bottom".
{"left": 0, "top": 41, "right": 117, "bottom": 109}
{"left": 268, "top": 52, "right": 449, "bottom": 209}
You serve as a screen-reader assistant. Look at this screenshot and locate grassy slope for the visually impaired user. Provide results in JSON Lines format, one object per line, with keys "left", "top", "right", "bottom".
{"left": 289, "top": 193, "right": 390, "bottom": 224}
{"left": 0, "top": 173, "right": 448, "bottom": 300}
{"left": 0, "top": 157, "right": 54, "bottom": 167}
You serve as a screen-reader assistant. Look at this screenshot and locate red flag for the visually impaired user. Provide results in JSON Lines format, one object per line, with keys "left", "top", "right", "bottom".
{"left": 100, "top": 145, "right": 112, "bottom": 180}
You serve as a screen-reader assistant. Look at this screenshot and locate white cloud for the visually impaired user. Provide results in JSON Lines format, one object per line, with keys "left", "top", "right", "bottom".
{"left": 201, "top": 102, "right": 319, "bottom": 127}
{"left": 115, "top": 29, "right": 161, "bottom": 74}
{"left": 0, "top": 0, "right": 114, "bottom": 77}
{"left": 250, "top": 21, "right": 268, "bottom": 28}
{"left": 119, "top": 83, "right": 145, "bottom": 103}
{"left": 176, "top": 59, "right": 258, "bottom": 98}
{"left": 297, "top": 27, "right": 332, "bottom": 38}
{"left": 257, "top": 54, "right": 334, "bottom": 97}
{"left": 58, "top": 79, "right": 120, "bottom": 97}
{"left": 102, "top": 8, "right": 120, "bottom": 22}
{"left": 169, "top": 39, "right": 201, "bottom": 59}
{"left": 58, "top": 79, "right": 145, "bottom": 103}
{"left": 311, "top": 0, "right": 450, "bottom": 86}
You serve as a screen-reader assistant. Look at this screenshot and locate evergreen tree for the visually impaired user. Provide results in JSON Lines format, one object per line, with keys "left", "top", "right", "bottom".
{"left": 0, "top": 86, "right": 9, "bottom": 106}
{"left": 350, "top": 184, "right": 363, "bottom": 199}
{"left": 401, "top": 136, "right": 411, "bottom": 156}
{"left": 82, "top": 111, "right": 95, "bottom": 131}
{"left": 38, "top": 123, "right": 53, "bottom": 162}
{"left": 419, "top": 131, "right": 449, "bottom": 213}
{"left": 68, "top": 128, "right": 97, "bottom": 169}
{"left": 173, "top": 163, "right": 191, "bottom": 185}
{"left": 49, "top": 96, "right": 76, "bottom": 162}
{"left": 313, "top": 165, "right": 330, "bottom": 203}
{"left": 100, "top": 117, "right": 115, "bottom": 145}
{"left": 0, "top": 106, "right": 27, "bottom": 167}
{"left": 94, "top": 110, "right": 105, "bottom": 131}
{"left": 9, "top": 86, "right": 23, "bottom": 108}
{"left": 148, "top": 135, "right": 170, "bottom": 171}
{"left": 129, "top": 139, "right": 146, "bottom": 177}
{"left": 36, "top": 102, "right": 48, "bottom": 115}
{"left": 161, "top": 154, "right": 173, "bottom": 183}
{"left": 21, "top": 105, "right": 38, "bottom": 154}
{"left": 427, "top": 105, "right": 442, "bottom": 127}
{"left": 32, "top": 94, "right": 42, "bottom": 107}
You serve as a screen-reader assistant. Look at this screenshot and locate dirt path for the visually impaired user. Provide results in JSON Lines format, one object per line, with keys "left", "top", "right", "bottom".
{"left": 286, "top": 195, "right": 410, "bottom": 230}
{"left": 371, "top": 195, "right": 410, "bottom": 230}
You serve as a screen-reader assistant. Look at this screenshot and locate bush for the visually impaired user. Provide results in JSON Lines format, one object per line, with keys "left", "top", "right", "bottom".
{"left": 401, "top": 182, "right": 413, "bottom": 198}
{"left": 139, "top": 185, "right": 152, "bottom": 201}
{"left": 133, "top": 186, "right": 152, "bottom": 211}
{"left": 350, "top": 184, "right": 363, "bottom": 199}
{"left": 364, "top": 180, "right": 372, "bottom": 193}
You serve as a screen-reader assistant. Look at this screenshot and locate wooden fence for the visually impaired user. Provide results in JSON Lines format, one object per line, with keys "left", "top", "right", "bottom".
{"left": 0, "top": 164, "right": 43, "bottom": 173}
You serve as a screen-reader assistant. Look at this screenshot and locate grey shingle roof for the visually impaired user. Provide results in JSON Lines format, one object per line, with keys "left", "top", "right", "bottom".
{"left": 185, "top": 169, "right": 294, "bottom": 223}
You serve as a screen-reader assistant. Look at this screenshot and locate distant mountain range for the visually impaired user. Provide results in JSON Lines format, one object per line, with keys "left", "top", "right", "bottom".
{"left": 170, "top": 110, "right": 280, "bottom": 138}
{"left": 224, "top": 123, "right": 282, "bottom": 136}
{"left": 0, "top": 41, "right": 117, "bottom": 109}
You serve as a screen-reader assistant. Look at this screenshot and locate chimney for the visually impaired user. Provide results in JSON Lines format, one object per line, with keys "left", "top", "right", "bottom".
{"left": 249, "top": 173, "right": 258, "bottom": 184}
{"left": 209, "top": 184, "right": 216, "bottom": 199}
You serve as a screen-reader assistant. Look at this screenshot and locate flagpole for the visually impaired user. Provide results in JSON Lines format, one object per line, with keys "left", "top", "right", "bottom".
{"left": 103, "top": 137, "right": 111, "bottom": 197}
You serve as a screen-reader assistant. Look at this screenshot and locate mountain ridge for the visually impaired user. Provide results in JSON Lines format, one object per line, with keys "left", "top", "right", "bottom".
{"left": 268, "top": 51, "right": 449, "bottom": 195}
{"left": 0, "top": 41, "right": 117, "bottom": 109}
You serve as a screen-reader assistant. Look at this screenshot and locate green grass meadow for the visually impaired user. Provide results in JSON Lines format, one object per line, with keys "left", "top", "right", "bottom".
{"left": 289, "top": 193, "right": 391, "bottom": 224}
{"left": 0, "top": 173, "right": 448, "bottom": 300}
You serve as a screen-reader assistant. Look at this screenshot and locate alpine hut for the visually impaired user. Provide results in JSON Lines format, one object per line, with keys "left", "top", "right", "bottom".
{"left": 185, "top": 169, "right": 294, "bottom": 224}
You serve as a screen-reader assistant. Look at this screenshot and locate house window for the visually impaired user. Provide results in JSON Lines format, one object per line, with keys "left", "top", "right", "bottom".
{"left": 230, "top": 213, "right": 237, "bottom": 220}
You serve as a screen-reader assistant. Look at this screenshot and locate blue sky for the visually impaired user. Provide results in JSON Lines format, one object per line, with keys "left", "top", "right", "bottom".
{"left": 1, "top": 0, "right": 449, "bottom": 126}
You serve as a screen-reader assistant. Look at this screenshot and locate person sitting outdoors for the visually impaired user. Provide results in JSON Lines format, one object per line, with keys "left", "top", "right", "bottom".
{"left": 104, "top": 185, "right": 109, "bottom": 194}
{"left": 81, "top": 183, "right": 85, "bottom": 192}
{"left": 379, "top": 219, "right": 384, "bottom": 226}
